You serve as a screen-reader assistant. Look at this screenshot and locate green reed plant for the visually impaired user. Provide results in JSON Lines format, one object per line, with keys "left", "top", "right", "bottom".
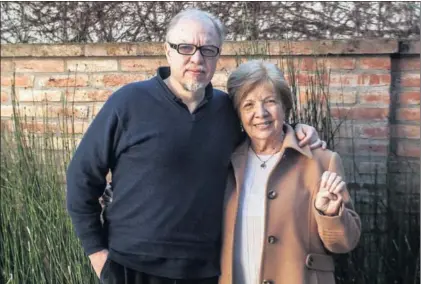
{"left": 0, "top": 73, "right": 97, "bottom": 284}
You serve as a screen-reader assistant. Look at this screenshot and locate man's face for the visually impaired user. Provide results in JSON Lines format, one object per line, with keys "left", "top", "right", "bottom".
{"left": 165, "top": 18, "right": 221, "bottom": 92}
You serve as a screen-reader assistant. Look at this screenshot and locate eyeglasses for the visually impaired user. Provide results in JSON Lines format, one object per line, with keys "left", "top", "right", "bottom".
{"left": 167, "top": 42, "right": 220, "bottom": 57}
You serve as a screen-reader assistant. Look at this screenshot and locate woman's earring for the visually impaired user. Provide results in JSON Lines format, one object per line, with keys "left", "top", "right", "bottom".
{"left": 240, "top": 124, "right": 244, "bottom": 132}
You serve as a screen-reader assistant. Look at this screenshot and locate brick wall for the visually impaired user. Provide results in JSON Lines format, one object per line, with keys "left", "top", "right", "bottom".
{"left": 1, "top": 39, "right": 419, "bottom": 182}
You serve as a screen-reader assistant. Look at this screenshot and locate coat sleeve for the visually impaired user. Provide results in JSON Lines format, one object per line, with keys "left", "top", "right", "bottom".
{"left": 313, "top": 152, "right": 361, "bottom": 254}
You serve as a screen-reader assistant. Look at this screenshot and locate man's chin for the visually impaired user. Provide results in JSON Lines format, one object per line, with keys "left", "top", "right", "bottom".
{"left": 182, "top": 82, "right": 207, "bottom": 92}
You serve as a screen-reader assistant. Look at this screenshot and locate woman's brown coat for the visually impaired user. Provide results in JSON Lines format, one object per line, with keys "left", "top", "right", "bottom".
{"left": 220, "top": 124, "right": 361, "bottom": 284}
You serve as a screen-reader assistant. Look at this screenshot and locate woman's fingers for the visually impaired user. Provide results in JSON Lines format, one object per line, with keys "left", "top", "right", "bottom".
{"left": 317, "top": 190, "right": 336, "bottom": 201}
{"left": 321, "top": 171, "right": 344, "bottom": 193}
{"left": 333, "top": 181, "right": 346, "bottom": 195}
{"left": 330, "top": 175, "right": 342, "bottom": 193}
{"left": 320, "top": 171, "right": 329, "bottom": 191}
{"left": 325, "top": 172, "right": 337, "bottom": 192}
{"left": 309, "top": 139, "right": 322, "bottom": 149}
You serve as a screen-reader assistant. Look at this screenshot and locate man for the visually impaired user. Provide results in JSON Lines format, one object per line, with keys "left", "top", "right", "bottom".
{"left": 66, "top": 8, "right": 324, "bottom": 284}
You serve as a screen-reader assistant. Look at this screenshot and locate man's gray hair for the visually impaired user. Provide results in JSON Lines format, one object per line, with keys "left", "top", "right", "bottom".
{"left": 165, "top": 8, "right": 226, "bottom": 46}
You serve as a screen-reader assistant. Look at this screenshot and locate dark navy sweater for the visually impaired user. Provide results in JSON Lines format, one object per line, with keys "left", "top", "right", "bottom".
{"left": 66, "top": 67, "right": 242, "bottom": 278}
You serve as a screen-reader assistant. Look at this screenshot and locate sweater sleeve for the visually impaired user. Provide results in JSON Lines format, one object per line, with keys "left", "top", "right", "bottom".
{"left": 313, "top": 152, "right": 362, "bottom": 254}
{"left": 66, "top": 97, "right": 128, "bottom": 255}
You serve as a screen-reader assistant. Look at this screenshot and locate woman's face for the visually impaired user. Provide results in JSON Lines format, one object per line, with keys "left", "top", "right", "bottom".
{"left": 239, "top": 83, "right": 285, "bottom": 143}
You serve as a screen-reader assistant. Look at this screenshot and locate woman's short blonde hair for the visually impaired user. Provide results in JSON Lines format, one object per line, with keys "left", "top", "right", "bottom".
{"left": 227, "top": 60, "right": 292, "bottom": 117}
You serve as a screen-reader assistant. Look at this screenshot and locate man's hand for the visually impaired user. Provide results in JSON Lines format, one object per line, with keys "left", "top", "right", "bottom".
{"left": 294, "top": 124, "right": 327, "bottom": 150}
{"left": 89, "top": 249, "right": 109, "bottom": 278}
{"left": 315, "top": 171, "right": 345, "bottom": 216}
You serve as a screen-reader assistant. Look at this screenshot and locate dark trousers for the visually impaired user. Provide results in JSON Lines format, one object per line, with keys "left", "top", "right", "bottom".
{"left": 100, "top": 259, "right": 219, "bottom": 284}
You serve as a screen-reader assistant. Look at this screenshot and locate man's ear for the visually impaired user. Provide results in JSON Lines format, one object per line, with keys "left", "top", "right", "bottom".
{"left": 164, "top": 42, "right": 172, "bottom": 64}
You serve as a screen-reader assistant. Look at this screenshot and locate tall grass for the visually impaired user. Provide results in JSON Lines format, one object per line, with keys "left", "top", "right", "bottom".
{"left": 0, "top": 75, "right": 97, "bottom": 283}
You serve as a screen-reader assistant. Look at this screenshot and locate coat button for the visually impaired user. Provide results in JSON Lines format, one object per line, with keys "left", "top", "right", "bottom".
{"left": 263, "top": 280, "right": 273, "bottom": 284}
{"left": 268, "top": 235, "right": 277, "bottom": 244}
{"left": 308, "top": 256, "right": 314, "bottom": 266}
{"left": 267, "top": 190, "right": 277, "bottom": 199}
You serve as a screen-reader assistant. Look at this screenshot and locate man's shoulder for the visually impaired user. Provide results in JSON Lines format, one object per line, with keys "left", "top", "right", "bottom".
{"left": 108, "top": 77, "right": 158, "bottom": 103}
{"left": 115, "top": 77, "right": 158, "bottom": 95}
{"left": 211, "top": 87, "right": 232, "bottom": 104}
{"left": 212, "top": 87, "right": 229, "bottom": 97}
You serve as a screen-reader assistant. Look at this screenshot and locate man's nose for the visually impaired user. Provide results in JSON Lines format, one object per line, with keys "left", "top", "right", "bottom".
{"left": 190, "top": 49, "right": 204, "bottom": 64}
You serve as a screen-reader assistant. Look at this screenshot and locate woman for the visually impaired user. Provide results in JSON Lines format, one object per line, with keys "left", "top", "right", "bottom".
{"left": 220, "top": 61, "right": 361, "bottom": 284}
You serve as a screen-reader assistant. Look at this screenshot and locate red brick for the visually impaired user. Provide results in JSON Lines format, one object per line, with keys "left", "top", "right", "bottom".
{"left": 211, "top": 72, "right": 228, "bottom": 87}
{"left": 65, "top": 89, "right": 113, "bottom": 102}
{"left": 337, "top": 139, "right": 389, "bottom": 156}
{"left": 14, "top": 60, "right": 65, "bottom": 72}
{"left": 295, "top": 73, "right": 329, "bottom": 86}
{"left": 1, "top": 44, "right": 32, "bottom": 57}
{"left": 358, "top": 57, "right": 391, "bottom": 70}
{"left": 398, "top": 57, "right": 420, "bottom": 71}
{"left": 31, "top": 45, "right": 83, "bottom": 57}
{"left": 103, "top": 74, "right": 146, "bottom": 87}
{"left": 1, "top": 75, "right": 34, "bottom": 87}
{"left": 295, "top": 57, "right": 356, "bottom": 71}
{"left": 1, "top": 105, "right": 14, "bottom": 117}
{"left": 16, "top": 120, "right": 91, "bottom": 135}
{"left": 396, "top": 108, "right": 420, "bottom": 122}
{"left": 298, "top": 88, "right": 356, "bottom": 105}
{"left": 331, "top": 107, "right": 389, "bottom": 121}
{"left": 4, "top": 105, "right": 41, "bottom": 117}
{"left": 355, "top": 125, "right": 389, "bottom": 139}
{"left": 1, "top": 91, "right": 9, "bottom": 103}
{"left": 325, "top": 58, "right": 356, "bottom": 70}
{"left": 329, "top": 74, "right": 359, "bottom": 87}
{"left": 399, "top": 91, "right": 420, "bottom": 105}
{"left": 1, "top": 60, "right": 13, "bottom": 72}
{"left": 401, "top": 73, "right": 420, "bottom": 87}
{"left": 359, "top": 88, "right": 390, "bottom": 104}
{"left": 216, "top": 56, "right": 241, "bottom": 72}
{"left": 85, "top": 43, "right": 137, "bottom": 56}
{"left": 396, "top": 140, "right": 420, "bottom": 158}
{"left": 222, "top": 39, "right": 398, "bottom": 56}
{"left": 1, "top": 76, "right": 11, "bottom": 86}
{"left": 35, "top": 75, "right": 89, "bottom": 88}
{"left": 52, "top": 106, "right": 91, "bottom": 119}
{"left": 68, "top": 121, "right": 92, "bottom": 134}
{"left": 48, "top": 137, "right": 82, "bottom": 151}
{"left": 91, "top": 74, "right": 147, "bottom": 87}
{"left": 92, "top": 103, "right": 105, "bottom": 116}
{"left": 1, "top": 120, "right": 12, "bottom": 132}
{"left": 358, "top": 161, "right": 387, "bottom": 174}
{"left": 391, "top": 125, "right": 420, "bottom": 139}
{"left": 17, "top": 89, "right": 62, "bottom": 102}
{"left": 67, "top": 60, "right": 118, "bottom": 72}
{"left": 357, "top": 74, "right": 391, "bottom": 86}
{"left": 357, "top": 142, "right": 389, "bottom": 156}
{"left": 120, "top": 58, "right": 168, "bottom": 72}
{"left": 18, "top": 121, "right": 59, "bottom": 134}
{"left": 13, "top": 105, "right": 91, "bottom": 119}
{"left": 297, "top": 58, "right": 317, "bottom": 71}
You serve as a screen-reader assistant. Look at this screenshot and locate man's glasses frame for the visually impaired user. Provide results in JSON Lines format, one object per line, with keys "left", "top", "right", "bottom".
{"left": 167, "top": 42, "right": 220, "bottom": 57}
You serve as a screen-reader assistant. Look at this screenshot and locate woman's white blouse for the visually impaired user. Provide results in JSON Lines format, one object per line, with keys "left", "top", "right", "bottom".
{"left": 233, "top": 148, "right": 282, "bottom": 284}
